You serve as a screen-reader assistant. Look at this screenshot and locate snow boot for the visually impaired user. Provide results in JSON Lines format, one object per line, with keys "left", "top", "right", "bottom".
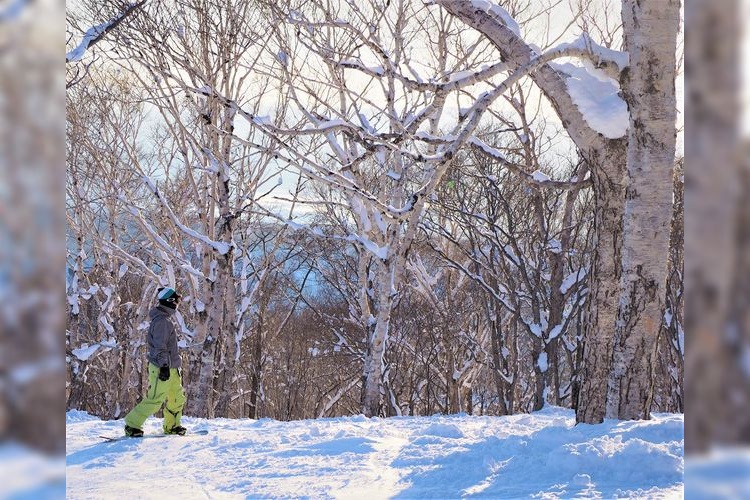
{"left": 165, "top": 425, "right": 187, "bottom": 436}
{"left": 124, "top": 425, "right": 144, "bottom": 437}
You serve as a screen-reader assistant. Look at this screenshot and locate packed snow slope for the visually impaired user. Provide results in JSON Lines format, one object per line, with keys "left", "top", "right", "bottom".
{"left": 66, "top": 406, "right": 683, "bottom": 499}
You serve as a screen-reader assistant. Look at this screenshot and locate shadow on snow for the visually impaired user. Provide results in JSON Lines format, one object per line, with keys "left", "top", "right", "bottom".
{"left": 391, "top": 418, "right": 683, "bottom": 498}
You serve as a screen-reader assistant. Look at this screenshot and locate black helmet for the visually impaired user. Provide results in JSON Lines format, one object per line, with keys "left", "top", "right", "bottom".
{"left": 157, "top": 287, "right": 181, "bottom": 308}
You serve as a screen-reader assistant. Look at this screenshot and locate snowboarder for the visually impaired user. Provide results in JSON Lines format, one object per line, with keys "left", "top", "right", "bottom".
{"left": 123, "top": 287, "right": 188, "bottom": 437}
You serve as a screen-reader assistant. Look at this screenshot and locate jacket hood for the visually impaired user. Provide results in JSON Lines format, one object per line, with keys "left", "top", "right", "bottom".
{"left": 149, "top": 304, "right": 176, "bottom": 320}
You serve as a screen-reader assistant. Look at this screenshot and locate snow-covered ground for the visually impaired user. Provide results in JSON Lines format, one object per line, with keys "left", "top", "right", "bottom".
{"left": 65, "top": 407, "right": 683, "bottom": 499}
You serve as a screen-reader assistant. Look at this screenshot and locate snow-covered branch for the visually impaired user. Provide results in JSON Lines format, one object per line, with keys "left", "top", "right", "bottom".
{"left": 435, "top": 0, "right": 618, "bottom": 148}
{"left": 139, "top": 175, "right": 233, "bottom": 256}
{"left": 552, "top": 33, "right": 628, "bottom": 81}
{"left": 339, "top": 57, "right": 510, "bottom": 94}
{"left": 66, "top": 1, "right": 147, "bottom": 63}
{"left": 467, "top": 137, "right": 592, "bottom": 190}
{"left": 118, "top": 197, "right": 206, "bottom": 280}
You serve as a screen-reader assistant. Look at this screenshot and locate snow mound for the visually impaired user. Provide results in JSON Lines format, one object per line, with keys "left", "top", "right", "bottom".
{"left": 65, "top": 410, "right": 100, "bottom": 424}
{"left": 421, "top": 422, "right": 465, "bottom": 439}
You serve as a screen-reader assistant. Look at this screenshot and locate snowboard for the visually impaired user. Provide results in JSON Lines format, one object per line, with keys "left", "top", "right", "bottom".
{"left": 99, "top": 429, "right": 209, "bottom": 442}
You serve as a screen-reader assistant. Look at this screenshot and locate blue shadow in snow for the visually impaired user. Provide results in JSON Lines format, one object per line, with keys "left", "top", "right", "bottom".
{"left": 66, "top": 439, "right": 144, "bottom": 468}
{"left": 392, "top": 419, "right": 683, "bottom": 498}
{"left": 271, "top": 436, "right": 376, "bottom": 458}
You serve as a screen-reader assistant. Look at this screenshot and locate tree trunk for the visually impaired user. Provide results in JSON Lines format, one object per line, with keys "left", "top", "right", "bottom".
{"left": 508, "top": 316, "right": 519, "bottom": 414}
{"left": 186, "top": 251, "right": 232, "bottom": 417}
{"left": 547, "top": 167, "right": 586, "bottom": 406}
{"left": 725, "top": 158, "right": 750, "bottom": 442}
{"left": 651, "top": 163, "right": 684, "bottom": 412}
{"left": 447, "top": 348, "right": 459, "bottom": 414}
{"left": 531, "top": 334, "right": 546, "bottom": 411}
{"left": 570, "top": 305, "right": 586, "bottom": 410}
{"left": 487, "top": 302, "right": 509, "bottom": 415}
{"left": 576, "top": 142, "right": 627, "bottom": 423}
{"left": 247, "top": 308, "right": 266, "bottom": 419}
{"left": 213, "top": 296, "right": 240, "bottom": 417}
{"left": 361, "top": 265, "right": 395, "bottom": 417}
{"left": 606, "top": 0, "right": 680, "bottom": 420}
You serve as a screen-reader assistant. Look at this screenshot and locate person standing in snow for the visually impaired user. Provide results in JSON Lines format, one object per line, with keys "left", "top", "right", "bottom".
{"left": 123, "top": 287, "right": 188, "bottom": 437}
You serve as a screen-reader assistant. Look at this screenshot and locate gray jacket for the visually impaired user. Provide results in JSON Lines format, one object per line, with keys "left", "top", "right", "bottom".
{"left": 147, "top": 305, "right": 182, "bottom": 369}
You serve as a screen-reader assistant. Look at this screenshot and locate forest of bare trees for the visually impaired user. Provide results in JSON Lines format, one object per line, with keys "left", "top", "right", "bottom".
{"left": 65, "top": 0, "right": 684, "bottom": 425}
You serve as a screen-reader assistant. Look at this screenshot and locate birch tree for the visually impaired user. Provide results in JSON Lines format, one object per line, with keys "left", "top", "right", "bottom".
{"left": 233, "top": 0, "right": 504, "bottom": 416}
{"left": 66, "top": 71, "right": 156, "bottom": 417}
{"left": 231, "top": 224, "right": 314, "bottom": 418}
{"left": 69, "top": 0, "right": 294, "bottom": 417}
{"left": 406, "top": 248, "right": 484, "bottom": 414}
{"left": 606, "top": 0, "right": 681, "bottom": 420}
{"left": 225, "top": 0, "right": 609, "bottom": 417}
{"left": 434, "top": 0, "right": 680, "bottom": 422}
{"left": 652, "top": 159, "right": 683, "bottom": 412}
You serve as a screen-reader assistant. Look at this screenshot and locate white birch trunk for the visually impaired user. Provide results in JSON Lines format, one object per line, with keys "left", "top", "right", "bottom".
{"left": 361, "top": 265, "right": 396, "bottom": 417}
{"left": 577, "top": 144, "right": 626, "bottom": 423}
{"left": 606, "top": 0, "right": 680, "bottom": 420}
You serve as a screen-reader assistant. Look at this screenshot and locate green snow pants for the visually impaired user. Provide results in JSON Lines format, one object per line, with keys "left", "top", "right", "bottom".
{"left": 124, "top": 363, "right": 186, "bottom": 433}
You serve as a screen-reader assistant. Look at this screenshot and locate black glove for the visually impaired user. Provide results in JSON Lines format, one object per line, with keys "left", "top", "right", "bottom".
{"left": 158, "top": 365, "right": 170, "bottom": 381}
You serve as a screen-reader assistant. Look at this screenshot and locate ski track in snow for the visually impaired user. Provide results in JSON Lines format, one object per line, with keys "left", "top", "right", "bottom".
{"left": 66, "top": 407, "right": 684, "bottom": 499}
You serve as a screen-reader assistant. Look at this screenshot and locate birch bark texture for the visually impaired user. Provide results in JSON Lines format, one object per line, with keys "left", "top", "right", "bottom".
{"left": 607, "top": 0, "right": 680, "bottom": 420}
